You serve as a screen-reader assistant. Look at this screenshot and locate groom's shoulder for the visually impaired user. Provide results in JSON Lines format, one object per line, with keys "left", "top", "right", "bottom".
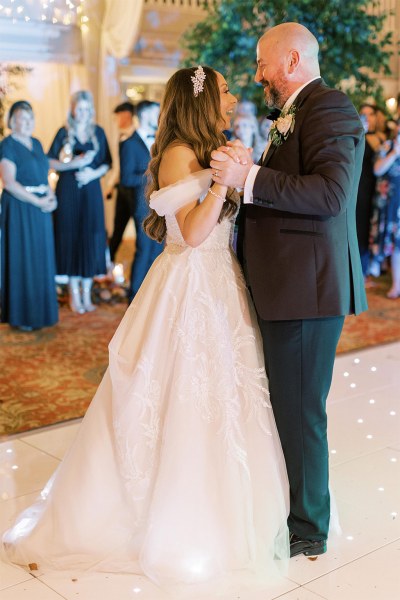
{"left": 308, "top": 81, "right": 355, "bottom": 111}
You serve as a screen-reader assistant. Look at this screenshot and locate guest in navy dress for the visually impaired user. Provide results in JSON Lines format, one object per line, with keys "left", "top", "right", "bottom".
{"left": 48, "top": 90, "right": 111, "bottom": 313}
{"left": 0, "top": 100, "right": 58, "bottom": 331}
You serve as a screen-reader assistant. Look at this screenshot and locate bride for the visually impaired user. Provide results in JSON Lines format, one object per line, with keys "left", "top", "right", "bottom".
{"left": 2, "top": 66, "right": 289, "bottom": 597}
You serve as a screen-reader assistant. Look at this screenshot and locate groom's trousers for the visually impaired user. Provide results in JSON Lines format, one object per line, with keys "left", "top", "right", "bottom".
{"left": 258, "top": 316, "right": 345, "bottom": 541}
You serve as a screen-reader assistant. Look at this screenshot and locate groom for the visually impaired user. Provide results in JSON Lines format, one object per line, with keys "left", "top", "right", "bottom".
{"left": 211, "top": 23, "right": 367, "bottom": 558}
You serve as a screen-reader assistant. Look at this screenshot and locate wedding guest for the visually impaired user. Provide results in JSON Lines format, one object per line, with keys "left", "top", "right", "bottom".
{"left": 356, "top": 103, "right": 386, "bottom": 278}
{"left": 107, "top": 101, "right": 136, "bottom": 263}
{"left": 236, "top": 99, "right": 257, "bottom": 117}
{"left": 373, "top": 122, "right": 400, "bottom": 298}
{"left": 258, "top": 115, "right": 272, "bottom": 144}
{"left": 0, "top": 100, "right": 58, "bottom": 331}
{"left": 48, "top": 90, "right": 112, "bottom": 313}
{"left": 375, "top": 106, "right": 390, "bottom": 138}
{"left": 232, "top": 114, "right": 265, "bottom": 161}
{"left": 117, "top": 100, "right": 163, "bottom": 302}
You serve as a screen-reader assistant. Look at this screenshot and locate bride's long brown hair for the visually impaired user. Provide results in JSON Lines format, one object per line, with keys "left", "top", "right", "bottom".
{"left": 144, "top": 66, "right": 238, "bottom": 242}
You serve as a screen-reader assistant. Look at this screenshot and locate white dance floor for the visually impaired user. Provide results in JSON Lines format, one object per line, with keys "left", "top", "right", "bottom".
{"left": 1, "top": 341, "right": 399, "bottom": 599}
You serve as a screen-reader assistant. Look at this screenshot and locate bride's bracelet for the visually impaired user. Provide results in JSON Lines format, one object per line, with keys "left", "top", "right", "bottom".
{"left": 208, "top": 187, "right": 225, "bottom": 202}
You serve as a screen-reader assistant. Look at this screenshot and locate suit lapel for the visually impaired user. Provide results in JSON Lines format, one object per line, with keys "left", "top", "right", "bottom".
{"left": 134, "top": 131, "right": 151, "bottom": 156}
{"left": 261, "top": 141, "right": 277, "bottom": 166}
{"left": 261, "top": 78, "right": 324, "bottom": 167}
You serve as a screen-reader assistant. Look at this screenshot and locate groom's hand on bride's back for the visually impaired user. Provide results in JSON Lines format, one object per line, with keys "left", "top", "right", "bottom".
{"left": 210, "top": 140, "right": 254, "bottom": 188}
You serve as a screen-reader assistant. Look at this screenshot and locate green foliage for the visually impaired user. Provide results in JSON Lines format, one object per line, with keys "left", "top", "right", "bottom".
{"left": 181, "top": 0, "right": 395, "bottom": 110}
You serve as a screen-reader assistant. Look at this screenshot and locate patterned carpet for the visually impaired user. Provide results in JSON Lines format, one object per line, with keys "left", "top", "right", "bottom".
{"left": 1, "top": 272, "right": 399, "bottom": 436}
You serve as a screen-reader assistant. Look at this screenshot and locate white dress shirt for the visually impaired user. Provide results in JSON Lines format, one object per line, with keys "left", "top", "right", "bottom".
{"left": 243, "top": 77, "right": 320, "bottom": 204}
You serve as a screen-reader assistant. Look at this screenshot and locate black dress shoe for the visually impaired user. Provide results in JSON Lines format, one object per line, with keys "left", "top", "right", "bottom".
{"left": 290, "top": 533, "right": 327, "bottom": 560}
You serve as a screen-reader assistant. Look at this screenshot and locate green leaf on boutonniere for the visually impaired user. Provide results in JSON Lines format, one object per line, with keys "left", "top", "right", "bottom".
{"left": 269, "top": 104, "right": 296, "bottom": 147}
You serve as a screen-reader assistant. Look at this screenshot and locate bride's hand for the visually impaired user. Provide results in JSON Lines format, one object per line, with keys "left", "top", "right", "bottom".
{"left": 211, "top": 140, "right": 252, "bottom": 166}
{"left": 210, "top": 141, "right": 254, "bottom": 188}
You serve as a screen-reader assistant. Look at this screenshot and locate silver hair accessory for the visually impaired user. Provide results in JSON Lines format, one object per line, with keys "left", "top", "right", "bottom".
{"left": 191, "top": 65, "right": 206, "bottom": 97}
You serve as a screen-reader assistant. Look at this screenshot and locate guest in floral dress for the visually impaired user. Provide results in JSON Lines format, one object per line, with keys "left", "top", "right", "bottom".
{"left": 373, "top": 124, "right": 400, "bottom": 298}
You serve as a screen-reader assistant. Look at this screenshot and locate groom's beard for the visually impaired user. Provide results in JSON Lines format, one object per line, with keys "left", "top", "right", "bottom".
{"left": 260, "top": 77, "right": 288, "bottom": 110}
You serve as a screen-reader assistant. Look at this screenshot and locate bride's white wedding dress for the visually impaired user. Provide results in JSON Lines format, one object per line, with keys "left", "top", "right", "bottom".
{"left": 2, "top": 170, "right": 289, "bottom": 597}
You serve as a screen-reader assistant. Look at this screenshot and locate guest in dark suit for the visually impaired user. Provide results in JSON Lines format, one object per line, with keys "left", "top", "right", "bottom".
{"left": 118, "top": 100, "right": 163, "bottom": 301}
{"left": 107, "top": 101, "right": 136, "bottom": 262}
{"left": 211, "top": 23, "right": 367, "bottom": 559}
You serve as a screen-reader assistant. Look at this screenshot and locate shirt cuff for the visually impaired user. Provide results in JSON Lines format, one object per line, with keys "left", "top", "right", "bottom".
{"left": 243, "top": 165, "right": 261, "bottom": 204}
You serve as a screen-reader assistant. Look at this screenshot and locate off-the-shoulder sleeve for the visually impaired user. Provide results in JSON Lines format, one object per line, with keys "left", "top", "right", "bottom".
{"left": 149, "top": 169, "right": 212, "bottom": 216}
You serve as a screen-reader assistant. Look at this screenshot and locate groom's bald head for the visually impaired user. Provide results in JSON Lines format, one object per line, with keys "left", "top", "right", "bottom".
{"left": 255, "top": 23, "right": 320, "bottom": 108}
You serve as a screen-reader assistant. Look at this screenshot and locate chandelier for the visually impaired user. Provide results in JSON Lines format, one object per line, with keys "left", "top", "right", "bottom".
{"left": 0, "top": 0, "right": 89, "bottom": 30}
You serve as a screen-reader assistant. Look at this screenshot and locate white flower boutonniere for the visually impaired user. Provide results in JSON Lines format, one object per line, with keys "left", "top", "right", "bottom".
{"left": 269, "top": 104, "right": 296, "bottom": 147}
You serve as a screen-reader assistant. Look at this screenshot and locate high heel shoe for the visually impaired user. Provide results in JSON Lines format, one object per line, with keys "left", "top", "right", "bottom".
{"left": 82, "top": 278, "right": 96, "bottom": 312}
{"left": 69, "top": 278, "right": 85, "bottom": 314}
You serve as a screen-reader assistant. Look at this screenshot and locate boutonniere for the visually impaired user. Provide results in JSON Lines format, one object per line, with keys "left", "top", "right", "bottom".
{"left": 269, "top": 104, "right": 296, "bottom": 147}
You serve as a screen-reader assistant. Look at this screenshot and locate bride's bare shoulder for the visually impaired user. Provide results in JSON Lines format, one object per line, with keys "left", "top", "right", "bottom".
{"left": 159, "top": 143, "right": 202, "bottom": 187}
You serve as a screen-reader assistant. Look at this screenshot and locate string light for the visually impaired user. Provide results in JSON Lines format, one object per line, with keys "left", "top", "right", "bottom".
{"left": 0, "top": 0, "right": 89, "bottom": 31}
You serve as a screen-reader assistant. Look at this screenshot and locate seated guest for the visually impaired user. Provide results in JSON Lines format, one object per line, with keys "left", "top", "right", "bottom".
{"left": 0, "top": 100, "right": 58, "bottom": 331}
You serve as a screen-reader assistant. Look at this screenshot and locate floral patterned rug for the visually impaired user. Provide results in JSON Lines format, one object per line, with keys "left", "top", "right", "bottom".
{"left": 1, "top": 273, "right": 399, "bottom": 436}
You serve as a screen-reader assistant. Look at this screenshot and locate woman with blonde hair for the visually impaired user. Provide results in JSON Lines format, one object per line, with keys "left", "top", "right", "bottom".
{"left": 48, "top": 90, "right": 112, "bottom": 313}
{"left": 3, "top": 68, "right": 289, "bottom": 597}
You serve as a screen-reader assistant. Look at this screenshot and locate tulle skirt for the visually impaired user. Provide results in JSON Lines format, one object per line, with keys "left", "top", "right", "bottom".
{"left": 2, "top": 243, "right": 290, "bottom": 597}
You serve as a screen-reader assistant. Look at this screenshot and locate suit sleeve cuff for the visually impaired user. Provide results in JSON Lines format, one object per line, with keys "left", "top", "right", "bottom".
{"left": 243, "top": 165, "right": 261, "bottom": 204}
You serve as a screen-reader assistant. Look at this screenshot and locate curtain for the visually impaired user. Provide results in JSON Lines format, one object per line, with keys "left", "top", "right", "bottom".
{"left": 95, "top": 0, "right": 144, "bottom": 146}
{"left": 96, "top": 0, "right": 144, "bottom": 236}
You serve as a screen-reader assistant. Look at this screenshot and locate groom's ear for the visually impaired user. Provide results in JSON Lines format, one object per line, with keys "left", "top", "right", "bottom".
{"left": 287, "top": 50, "right": 300, "bottom": 74}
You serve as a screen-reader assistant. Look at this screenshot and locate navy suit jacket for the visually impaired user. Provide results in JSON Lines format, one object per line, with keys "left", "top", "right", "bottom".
{"left": 239, "top": 79, "right": 368, "bottom": 321}
{"left": 119, "top": 131, "right": 150, "bottom": 211}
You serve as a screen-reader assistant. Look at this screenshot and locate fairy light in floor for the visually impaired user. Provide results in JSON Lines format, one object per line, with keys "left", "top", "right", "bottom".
{"left": 371, "top": 366, "right": 377, "bottom": 372}
{"left": 343, "top": 371, "right": 349, "bottom": 377}
{"left": 390, "top": 457, "right": 398, "bottom": 463}
{"left": 366, "top": 434, "right": 373, "bottom": 440}
{"left": 133, "top": 588, "right": 141, "bottom": 594}
{"left": 389, "top": 411, "right": 396, "bottom": 416}
{"left": 353, "top": 358, "right": 360, "bottom": 364}
{"left": 369, "top": 399, "right": 376, "bottom": 405}
{"left": 357, "top": 418, "right": 364, "bottom": 424}
{"left": 378, "top": 487, "right": 385, "bottom": 492}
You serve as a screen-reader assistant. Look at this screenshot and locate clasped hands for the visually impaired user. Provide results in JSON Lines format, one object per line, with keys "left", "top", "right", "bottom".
{"left": 73, "top": 151, "right": 97, "bottom": 187}
{"left": 210, "top": 139, "right": 254, "bottom": 189}
{"left": 38, "top": 188, "right": 57, "bottom": 213}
